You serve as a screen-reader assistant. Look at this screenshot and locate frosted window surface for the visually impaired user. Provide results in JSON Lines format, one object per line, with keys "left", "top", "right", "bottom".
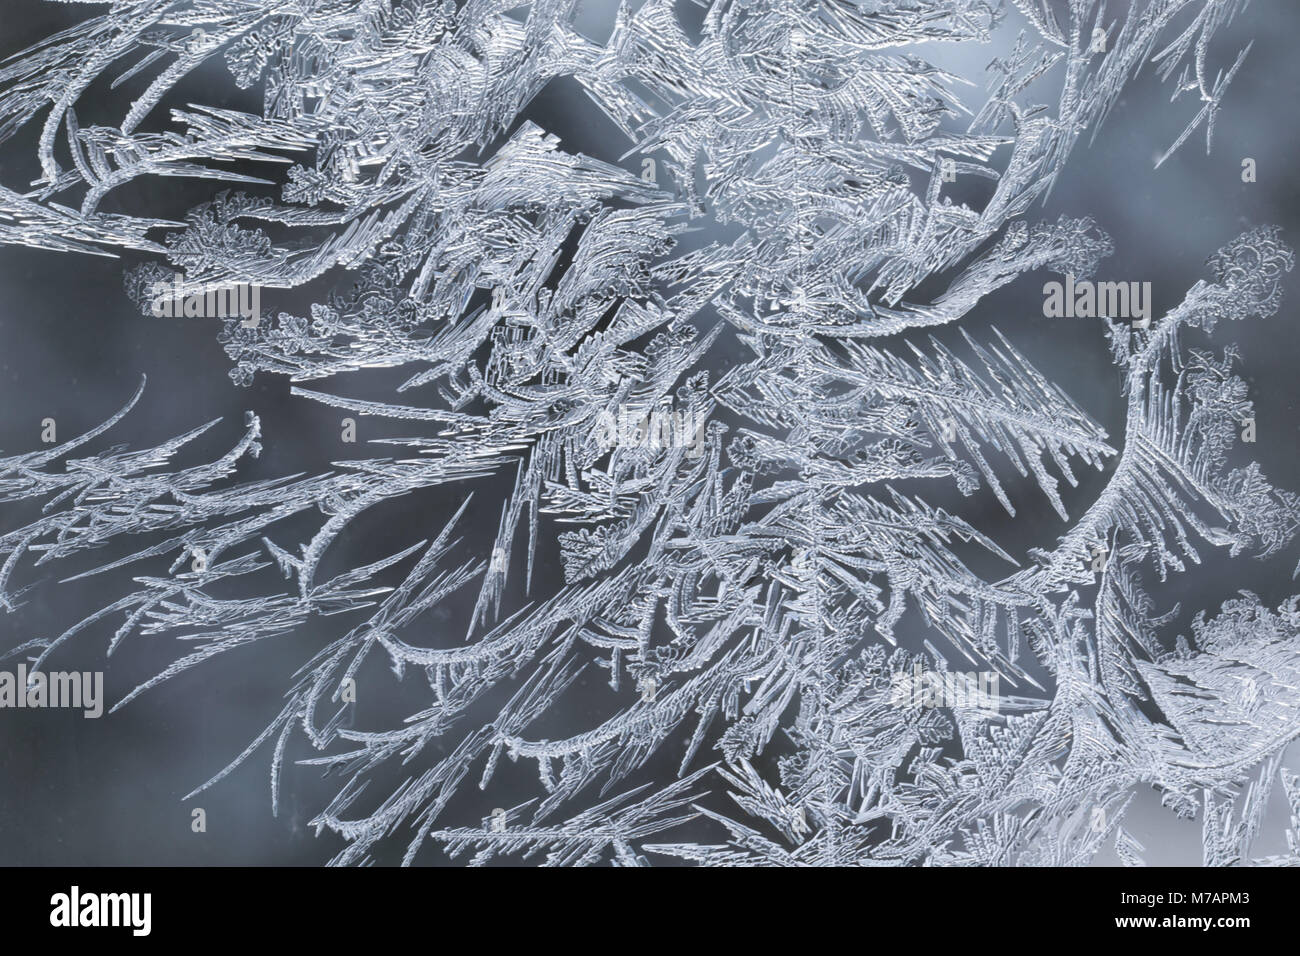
{"left": 0, "top": 0, "right": 1298, "bottom": 866}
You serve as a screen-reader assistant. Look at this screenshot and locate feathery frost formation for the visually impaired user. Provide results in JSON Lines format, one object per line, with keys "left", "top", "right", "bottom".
{"left": 1, "top": 0, "right": 1298, "bottom": 865}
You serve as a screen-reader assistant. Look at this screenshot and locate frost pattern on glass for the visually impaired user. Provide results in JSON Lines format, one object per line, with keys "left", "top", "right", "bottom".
{"left": 1, "top": 0, "right": 1298, "bottom": 866}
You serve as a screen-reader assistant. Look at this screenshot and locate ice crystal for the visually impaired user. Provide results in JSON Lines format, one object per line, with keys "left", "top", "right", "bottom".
{"left": 1, "top": 0, "right": 1298, "bottom": 866}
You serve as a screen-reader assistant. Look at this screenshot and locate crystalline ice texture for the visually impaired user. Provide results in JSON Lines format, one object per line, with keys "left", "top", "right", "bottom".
{"left": 0, "top": 0, "right": 1296, "bottom": 866}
